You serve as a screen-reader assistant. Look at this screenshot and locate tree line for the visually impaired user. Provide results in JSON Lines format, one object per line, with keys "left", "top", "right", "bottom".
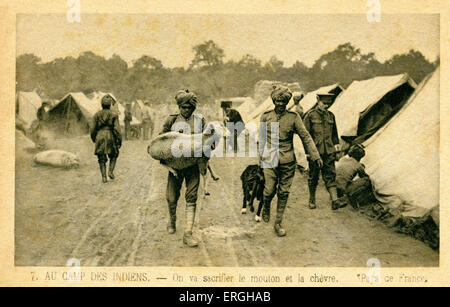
{"left": 16, "top": 40, "right": 438, "bottom": 105}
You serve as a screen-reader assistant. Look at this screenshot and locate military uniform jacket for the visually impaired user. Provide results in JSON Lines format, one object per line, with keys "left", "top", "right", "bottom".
{"left": 303, "top": 108, "right": 339, "bottom": 155}
{"left": 259, "top": 109, "right": 320, "bottom": 165}
{"left": 91, "top": 109, "right": 122, "bottom": 155}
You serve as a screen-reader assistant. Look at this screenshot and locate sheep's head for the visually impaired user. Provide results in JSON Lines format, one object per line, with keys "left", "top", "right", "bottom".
{"left": 64, "top": 154, "right": 80, "bottom": 168}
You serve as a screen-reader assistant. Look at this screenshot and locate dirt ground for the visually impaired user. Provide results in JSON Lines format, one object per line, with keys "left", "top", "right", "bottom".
{"left": 15, "top": 137, "right": 439, "bottom": 267}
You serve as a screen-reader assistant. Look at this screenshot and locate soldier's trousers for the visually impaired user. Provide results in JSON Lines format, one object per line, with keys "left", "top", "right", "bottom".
{"left": 308, "top": 153, "right": 337, "bottom": 189}
{"left": 166, "top": 164, "right": 200, "bottom": 205}
{"left": 97, "top": 153, "right": 119, "bottom": 164}
{"left": 262, "top": 161, "right": 296, "bottom": 203}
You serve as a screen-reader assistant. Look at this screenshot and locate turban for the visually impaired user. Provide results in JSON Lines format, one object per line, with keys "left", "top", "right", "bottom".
{"left": 271, "top": 85, "right": 292, "bottom": 104}
{"left": 175, "top": 89, "right": 198, "bottom": 108}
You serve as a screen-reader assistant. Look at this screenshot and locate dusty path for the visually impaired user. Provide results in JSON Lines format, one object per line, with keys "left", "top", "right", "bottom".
{"left": 15, "top": 138, "right": 438, "bottom": 267}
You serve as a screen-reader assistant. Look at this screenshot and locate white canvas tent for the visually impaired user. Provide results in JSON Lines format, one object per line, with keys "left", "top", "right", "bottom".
{"left": 49, "top": 92, "right": 98, "bottom": 136}
{"left": 16, "top": 91, "right": 43, "bottom": 129}
{"left": 362, "top": 67, "right": 439, "bottom": 220}
{"left": 330, "top": 74, "right": 416, "bottom": 146}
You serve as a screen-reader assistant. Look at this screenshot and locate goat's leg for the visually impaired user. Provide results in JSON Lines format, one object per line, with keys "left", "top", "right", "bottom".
{"left": 203, "top": 174, "right": 210, "bottom": 197}
{"left": 208, "top": 164, "right": 220, "bottom": 181}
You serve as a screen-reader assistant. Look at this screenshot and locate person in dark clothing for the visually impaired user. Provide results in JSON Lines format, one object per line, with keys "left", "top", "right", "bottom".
{"left": 124, "top": 103, "right": 133, "bottom": 140}
{"left": 37, "top": 101, "right": 50, "bottom": 122}
{"left": 303, "top": 94, "right": 340, "bottom": 210}
{"left": 222, "top": 102, "right": 245, "bottom": 153}
{"left": 35, "top": 101, "right": 51, "bottom": 149}
{"left": 91, "top": 95, "right": 122, "bottom": 183}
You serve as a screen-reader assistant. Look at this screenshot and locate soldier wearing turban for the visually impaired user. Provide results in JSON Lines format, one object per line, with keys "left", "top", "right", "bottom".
{"left": 258, "top": 85, "right": 322, "bottom": 237}
{"left": 159, "top": 89, "right": 206, "bottom": 248}
{"left": 90, "top": 95, "right": 122, "bottom": 183}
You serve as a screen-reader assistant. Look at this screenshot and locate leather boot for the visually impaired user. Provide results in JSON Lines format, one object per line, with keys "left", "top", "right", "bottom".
{"left": 274, "top": 196, "right": 288, "bottom": 237}
{"left": 328, "top": 187, "right": 339, "bottom": 210}
{"left": 99, "top": 162, "right": 107, "bottom": 183}
{"left": 183, "top": 203, "right": 199, "bottom": 247}
{"left": 262, "top": 198, "right": 272, "bottom": 223}
{"left": 108, "top": 157, "right": 117, "bottom": 180}
{"left": 167, "top": 202, "right": 177, "bottom": 234}
{"left": 308, "top": 184, "right": 317, "bottom": 209}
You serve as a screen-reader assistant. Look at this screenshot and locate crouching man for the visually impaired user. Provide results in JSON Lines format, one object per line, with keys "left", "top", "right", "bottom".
{"left": 160, "top": 89, "right": 206, "bottom": 248}
{"left": 259, "top": 86, "right": 321, "bottom": 237}
{"left": 335, "top": 144, "right": 372, "bottom": 209}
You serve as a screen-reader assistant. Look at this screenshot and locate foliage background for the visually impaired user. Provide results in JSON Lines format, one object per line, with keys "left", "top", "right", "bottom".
{"left": 16, "top": 40, "right": 439, "bottom": 105}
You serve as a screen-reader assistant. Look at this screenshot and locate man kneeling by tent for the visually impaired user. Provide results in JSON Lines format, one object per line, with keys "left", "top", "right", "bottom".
{"left": 335, "top": 144, "right": 373, "bottom": 209}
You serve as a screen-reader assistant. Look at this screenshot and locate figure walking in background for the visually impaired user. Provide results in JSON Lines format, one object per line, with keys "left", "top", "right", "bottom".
{"left": 124, "top": 103, "right": 133, "bottom": 140}
{"left": 142, "top": 100, "right": 154, "bottom": 140}
{"left": 292, "top": 92, "right": 305, "bottom": 119}
{"left": 91, "top": 95, "right": 122, "bottom": 183}
{"left": 303, "top": 94, "right": 341, "bottom": 210}
{"left": 35, "top": 101, "right": 51, "bottom": 149}
{"left": 221, "top": 101, "right": 244, "bottom": 153}
{"left": 259, "top": 86, "right": 321, "bottom": 237}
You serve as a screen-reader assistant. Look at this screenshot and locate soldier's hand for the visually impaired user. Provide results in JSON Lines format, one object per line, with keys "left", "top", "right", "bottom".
{"left": 316, "top": 158, "right": 323, "bottom": 169}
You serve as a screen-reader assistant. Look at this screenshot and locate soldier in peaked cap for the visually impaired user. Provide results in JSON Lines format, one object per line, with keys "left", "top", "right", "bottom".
{"left": 303, "top": 93, "right": 341, "bottom": 210}
{"left": 159, "top": 89, "right": 206, "bottom": 248}
{"left": 259, "top": 85, "right": 321, "bottom": 237}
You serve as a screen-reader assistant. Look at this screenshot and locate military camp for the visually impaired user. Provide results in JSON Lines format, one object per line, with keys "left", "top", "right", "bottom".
{"left": 14, "top": 13, "right": 440, "bottom": 269}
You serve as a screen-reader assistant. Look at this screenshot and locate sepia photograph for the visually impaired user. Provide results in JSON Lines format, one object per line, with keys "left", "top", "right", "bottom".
{"left": 12, "top": 11, "right": 441, "bottom": 270}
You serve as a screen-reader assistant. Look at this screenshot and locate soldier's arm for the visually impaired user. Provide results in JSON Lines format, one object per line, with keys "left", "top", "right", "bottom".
{"left": 160, "top": 116, "right": 175, "bottom": 134}
{"left": 294, "top": 114, "right": 320, "bottom": 161}
{"left": 113, "top": 115, "right": 122, "bottom": 136}
{"left": 258, "top": 113, "right": 267, "bottom": 161}
{"left": 113, "top": 114, "right": 122, "bottom": 146}
{"left": 331, "top": 113, "right": 339, "bottom": 145}
{"left": 90, "top": 115, "right": 98, "bottom": 143}
{"left": 357, "top": 163, "right": 369, "bottom": 178}
{"left": 303, "top": 112, "right": 312, "bottom": 134}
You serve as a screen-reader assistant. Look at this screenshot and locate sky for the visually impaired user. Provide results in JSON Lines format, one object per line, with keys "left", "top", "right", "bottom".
{"left": 16, "top": 14, "right": 439, "bottom": 68}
